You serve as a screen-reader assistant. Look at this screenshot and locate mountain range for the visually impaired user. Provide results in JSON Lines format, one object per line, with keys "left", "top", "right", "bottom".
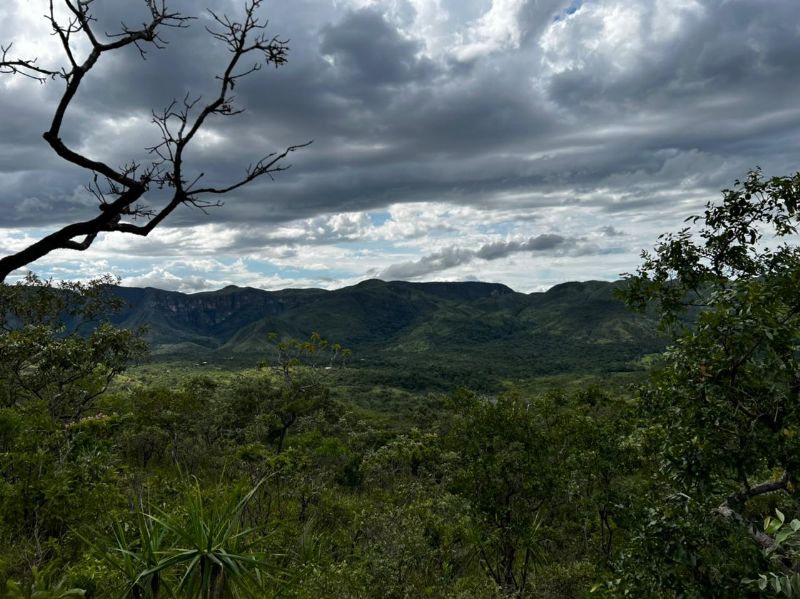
{"left": 109, "top": 279, "right": 667, "bottom": 387}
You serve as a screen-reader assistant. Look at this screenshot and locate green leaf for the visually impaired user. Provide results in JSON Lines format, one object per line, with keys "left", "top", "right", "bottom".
{"left": 776, "top": 529, "right": 794, "bottom": 545}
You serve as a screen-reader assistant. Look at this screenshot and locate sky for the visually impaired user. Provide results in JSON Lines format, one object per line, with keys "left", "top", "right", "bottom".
{"left": 1, "top": 0, "right": 799, "bottom": 293}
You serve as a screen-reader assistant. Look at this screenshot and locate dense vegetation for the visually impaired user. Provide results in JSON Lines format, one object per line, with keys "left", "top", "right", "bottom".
{"left": 2, "top": 169, "right": 800, "bottom": 597}
{"left": 105, "top": 278, "right": 667, "bottom": 394}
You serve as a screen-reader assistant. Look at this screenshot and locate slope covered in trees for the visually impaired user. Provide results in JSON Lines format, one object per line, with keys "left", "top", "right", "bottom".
{"left": 107, "top": 279, "right": 666, "bottom": 388}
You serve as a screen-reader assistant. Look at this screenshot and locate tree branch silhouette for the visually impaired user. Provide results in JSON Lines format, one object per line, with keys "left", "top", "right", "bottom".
{"left": 0, "top": 0, "right": 308, "bottom": 281}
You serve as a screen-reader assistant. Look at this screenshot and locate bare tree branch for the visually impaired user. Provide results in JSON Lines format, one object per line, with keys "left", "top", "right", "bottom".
{"left": 0, "top": 43, "right": 60, "bottom": 81}
{"left": 189, "top": 141, "right": 312, "bottom": 196}
{"left": 0, "top": 0, "right": 305, "bottom": 282}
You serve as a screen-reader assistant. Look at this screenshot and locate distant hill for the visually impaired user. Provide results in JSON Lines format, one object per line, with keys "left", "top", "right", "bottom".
{"left": 108, "top": 279, "right": 667, "bottom": 386}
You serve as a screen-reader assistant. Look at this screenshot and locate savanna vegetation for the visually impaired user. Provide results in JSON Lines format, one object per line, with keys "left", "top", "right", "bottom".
{"left": 3, "top": 0, "right": 800, "bottom": 596}
{"left": 2, "top": 169, "right": 800, "bottom": 598}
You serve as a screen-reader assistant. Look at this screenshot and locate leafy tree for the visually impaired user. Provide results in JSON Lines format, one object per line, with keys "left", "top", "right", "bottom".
{"left": 613, "top": 169, "right": 800, "bottom": 594}
{"left": 0, "top": 274, "right": 146, "bottom": 420}
{"left": 261, "top": 332, "right": 349, "bottom": 453}
{"left": 0, "top": 276, "right": 142, "bottom": 580}
{"left": 550, "top": 387, "right": 641, "bottom": 566}
{"left": 446, "top": 391, "right": 557, "bottom": 596}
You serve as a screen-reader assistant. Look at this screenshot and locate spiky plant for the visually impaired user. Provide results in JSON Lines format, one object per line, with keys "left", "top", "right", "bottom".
{"left": 140, "top": 479, "right": 275, "bottom": 599}
{"left": 80, "top": 508, "right": 169, "bottom": 599}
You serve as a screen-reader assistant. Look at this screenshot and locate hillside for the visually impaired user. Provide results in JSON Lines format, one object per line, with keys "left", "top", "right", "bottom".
{"left": 109, "top": 279, "right": 666, "bottom": 386}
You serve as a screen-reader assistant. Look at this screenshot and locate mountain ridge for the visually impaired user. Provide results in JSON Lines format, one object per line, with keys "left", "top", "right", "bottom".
{"left": 107, "top": 279, "right": 666, "bottom": 384}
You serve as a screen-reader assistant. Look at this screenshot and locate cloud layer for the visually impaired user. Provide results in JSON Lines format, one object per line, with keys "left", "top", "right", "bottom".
{"left": 1, "top": 0, "right": 799, "bottom": 292}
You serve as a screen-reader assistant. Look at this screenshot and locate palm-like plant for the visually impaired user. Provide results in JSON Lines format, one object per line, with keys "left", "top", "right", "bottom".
{"left": 80, "top": 509, "right": 168, "bottom": 599}
{"left": 140, "top": 479, "right": 274, "bottom": 599}
{"left": 80, "top": 480, "right": 274, "bottom": 598}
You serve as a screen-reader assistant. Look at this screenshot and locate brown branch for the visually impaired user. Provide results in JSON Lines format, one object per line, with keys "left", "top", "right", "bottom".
{"left": 715, "top": 504, "right": 779, "bottom": 550}
{"left": 726, "top": 470, "right": 791, "bottom": 508}
{"left": 189, "top": 142, "right": 312, "bottom": 196}
{"left": 713, "top": 471, "right": 792, "bottom": 550}
{"left": 0, "top": 0, "right": 305, "bottom": 282}
{"left": 112, "top": 194, "right": 184, "bottom": 236}
{"left": 49, "top": 0, "right": 79, "bottom": 69}
{"left": 0, "top": 44, "right": 60, "bottom": 82}
{"left": 0, "top": 188, "right": 144, "bottom": 281}
{"left": 44, "top": 131, "right": 142, "bottom": 189}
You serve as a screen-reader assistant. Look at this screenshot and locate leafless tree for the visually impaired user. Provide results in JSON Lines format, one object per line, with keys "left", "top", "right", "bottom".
{"left": 0, "top": 0, "right": 309, "bottom": 282}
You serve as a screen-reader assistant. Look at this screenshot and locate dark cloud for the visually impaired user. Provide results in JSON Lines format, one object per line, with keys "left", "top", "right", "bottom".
{"left": 475, "top": 234, "right": 566, "bottom": 259}
{"left": 598, "top": 225, "right": 625, "bottom": 238}
{"left": 320, "top": 8, "right": 436, "bottom": 87}
{"left": 1, "top": 0, "right": 800, "bottom": 287}
{"left": 379, "top": 233, "right": 569, "bottom": 279}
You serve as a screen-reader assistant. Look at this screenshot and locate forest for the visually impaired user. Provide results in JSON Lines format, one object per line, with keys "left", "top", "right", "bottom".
{"left": 2, "top": 170, "right": 800, "bottom": 598}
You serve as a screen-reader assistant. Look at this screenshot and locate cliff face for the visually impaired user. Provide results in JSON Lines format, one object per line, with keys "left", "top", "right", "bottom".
{"left": 107, "top": 279, "right": 666, "bottom": 373}
{"left": 113, "top": 285, "right": 319, "bottom": 334}
{"left": 151, "top": 288, "right": 286, "bottom": 326}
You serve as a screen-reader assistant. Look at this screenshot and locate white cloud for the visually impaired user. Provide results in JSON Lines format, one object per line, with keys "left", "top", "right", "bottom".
{"left": 452, "top": 0, "right": 527, "bottom": 62}
{"left": 540, "top": 0, "right": 704, "bottom": 75}
{"left": 123, "top": 267, "right": 193, "bottom": 291}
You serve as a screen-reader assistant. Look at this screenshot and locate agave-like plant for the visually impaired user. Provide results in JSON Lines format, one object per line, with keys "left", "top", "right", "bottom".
{"left": 80, "top": 508, "right": 169, "bottom": 599}
{"left": 140, "top": 479, "right": 274, "bottom": 599}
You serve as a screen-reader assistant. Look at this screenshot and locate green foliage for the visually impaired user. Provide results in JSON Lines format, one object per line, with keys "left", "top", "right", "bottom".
{"left": 5, "top": 566, "right": 85, "bottom": 599}
{"left": 445, "top": 392, "right": 557, "bottom": 595}
{"left": 80, "top": 480, "right": 276, "bottom": 599}
{"left": 0, "top": 276, "right": 143, "bottom": 584}
{"left": 141, "top": 480, "right": 274, "bottom": 599}
{"left": 1, "top": 304, "right": 636, "bottom": 597}
{"left": 258, "top": 332, "right": 346, "bottom": 453}
{"left": 601, "top": 494, "right": 763, "bottom": 598}
{"left": 622, "top": 168, "right": 800, "bottom": 328}
{"left": 612, "top": 169, "right": 800, "bottom": 595}
{"left": 79, "top": 509, "right": 167, "bottom": 598}
{"left": 0, "top": 274, "right": 146, "bottom": 420}
{"left": 744, "top": 510, "right": 800, "bottom": 596}
{"left": 621, "top": 169, "right": 800, "bottom": 495}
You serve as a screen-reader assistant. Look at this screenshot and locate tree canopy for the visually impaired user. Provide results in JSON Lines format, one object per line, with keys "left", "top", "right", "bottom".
{"left": 611, "top": 169, "right": 800, "bottom": 596}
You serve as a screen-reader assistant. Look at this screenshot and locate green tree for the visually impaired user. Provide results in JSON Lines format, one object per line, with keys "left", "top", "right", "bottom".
{"left": 612, "top": 169, "right": 800, "bottom": 595}
{"left": 0, "top": 275, "right": 143, "bottom": 581}
{"left": 446, "top": 391, "right": 556, "bottom": 596}
{"left": 0, "top": 274, "right": 146, "bottom": 421}
{"left": 261, "top": 332, "right": 348, "bottom": 453}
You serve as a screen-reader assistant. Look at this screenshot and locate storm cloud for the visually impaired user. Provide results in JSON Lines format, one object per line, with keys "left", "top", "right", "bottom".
{"left": 1, "top": 0, "right": 799, "bottom": 291}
